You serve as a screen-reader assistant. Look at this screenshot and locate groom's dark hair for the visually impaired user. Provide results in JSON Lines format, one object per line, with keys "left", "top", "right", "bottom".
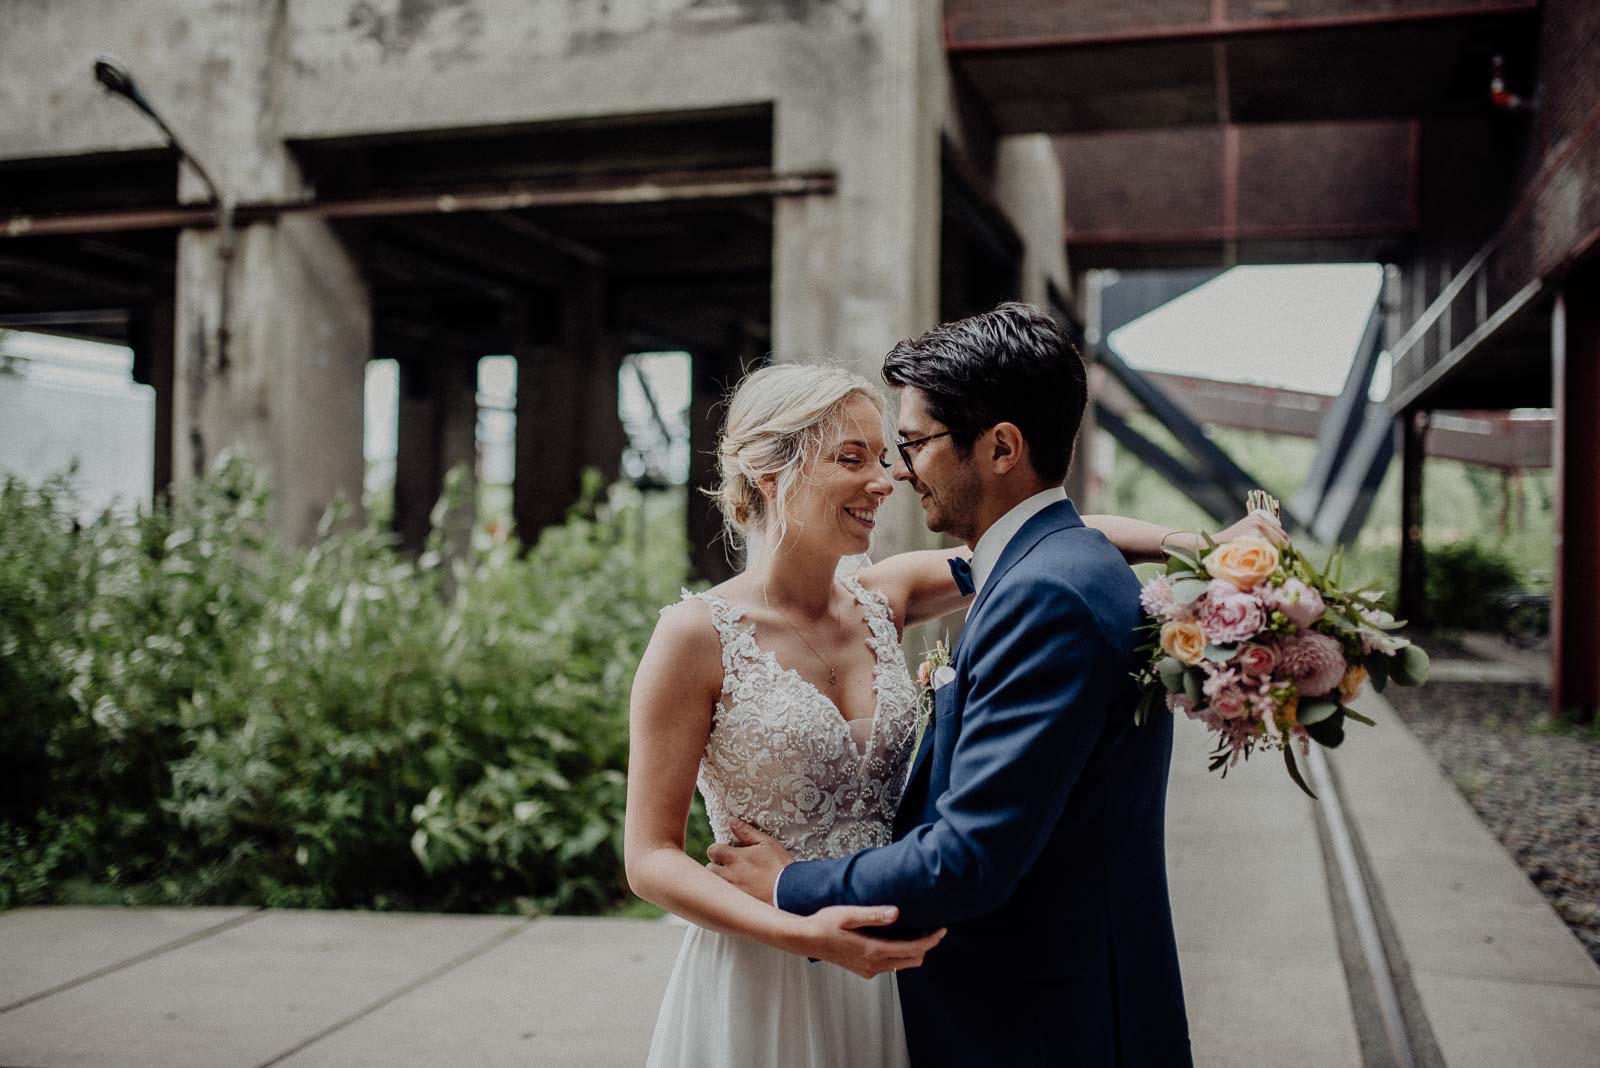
{"left": 882, "top": 301, "right": 1087, "bottom": 485}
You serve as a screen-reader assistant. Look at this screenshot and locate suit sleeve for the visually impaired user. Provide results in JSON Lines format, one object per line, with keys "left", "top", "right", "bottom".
{"left": 776, "top": 572, "right": 1116, "bottom": 933}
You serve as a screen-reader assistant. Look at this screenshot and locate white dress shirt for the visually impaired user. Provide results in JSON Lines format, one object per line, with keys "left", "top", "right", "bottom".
{"left": 967, "top": 486, "right": 1068, "bottom": 596}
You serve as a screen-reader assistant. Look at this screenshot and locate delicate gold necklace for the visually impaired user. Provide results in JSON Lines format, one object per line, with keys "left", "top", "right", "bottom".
{"left": 764, "top": 581, "right": 842, "bottom": 686}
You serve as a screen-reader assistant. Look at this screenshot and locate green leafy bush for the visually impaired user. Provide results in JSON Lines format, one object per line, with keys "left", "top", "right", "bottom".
{"left": 1424, "top": 540, "right": 1524, "bottom": 630}
{"left": 0, "top": 457, "right": 692, "bottom": 914}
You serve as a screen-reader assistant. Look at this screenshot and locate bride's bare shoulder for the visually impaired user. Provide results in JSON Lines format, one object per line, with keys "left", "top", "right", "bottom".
{"left": 648, "top": 593, "right": 726, "bottom": 677}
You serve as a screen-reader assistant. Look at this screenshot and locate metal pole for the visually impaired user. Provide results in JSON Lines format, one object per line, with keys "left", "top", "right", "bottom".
{"left": 1398, "top": 408, "right": 1428, "bottom": 628}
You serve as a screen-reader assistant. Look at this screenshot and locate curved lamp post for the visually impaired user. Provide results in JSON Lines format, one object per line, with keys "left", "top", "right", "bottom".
{"left": 94, "top": 56, "right": 235, "bottom": 474}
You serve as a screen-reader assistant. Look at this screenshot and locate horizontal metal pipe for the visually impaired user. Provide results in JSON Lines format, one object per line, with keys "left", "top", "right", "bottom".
{"left": 2, "top": 168, "right": 835, "bottom": 240}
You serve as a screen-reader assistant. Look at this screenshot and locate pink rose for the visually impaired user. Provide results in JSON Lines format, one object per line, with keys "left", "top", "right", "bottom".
{"left": 1209, "top": 686, "right": 1249, "bottom": 720}
{"left": 1279, "top": 632, "right": 1347, "bottom": 697}
{"left": 1235, "top": 643, "right": 1279, "bottom": 678}
{"left": 1264, "top": 578, "right": 1325, "bottom": 630}
{"left": 1198, "top": 580, "right": 1266, "bottom": 644}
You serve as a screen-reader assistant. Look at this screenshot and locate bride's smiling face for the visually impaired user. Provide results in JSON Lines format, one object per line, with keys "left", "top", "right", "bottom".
{"left": 780, "top": 393, "right": 895, "bottom": 556}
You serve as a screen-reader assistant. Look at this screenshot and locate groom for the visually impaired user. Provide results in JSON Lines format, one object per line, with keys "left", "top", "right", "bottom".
{"left": 712, "top": 302, "right": 1191, "bottom": 1066}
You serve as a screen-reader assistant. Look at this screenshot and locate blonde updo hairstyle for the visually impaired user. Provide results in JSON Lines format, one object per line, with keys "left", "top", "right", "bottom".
{"left": 712, "top": 364, "right": 888, "bottom": 553}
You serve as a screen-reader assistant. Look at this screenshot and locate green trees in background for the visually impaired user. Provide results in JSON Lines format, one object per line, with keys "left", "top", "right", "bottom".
{"left": 0, "top": 457, "right": 696, "bottom": 914}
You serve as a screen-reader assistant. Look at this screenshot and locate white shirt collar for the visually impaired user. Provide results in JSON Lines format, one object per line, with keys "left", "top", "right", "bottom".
{"left": 969, "top": 487, "right": 1067, "bottom": 596}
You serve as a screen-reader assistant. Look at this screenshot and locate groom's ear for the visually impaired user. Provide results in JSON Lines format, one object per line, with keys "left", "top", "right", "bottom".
{"left": 988, "top": 422, "right": 1026, "bottom": 476}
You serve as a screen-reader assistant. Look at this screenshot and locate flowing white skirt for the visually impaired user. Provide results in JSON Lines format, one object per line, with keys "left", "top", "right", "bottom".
{"left": 645, "top": 923, "right": 911, "bottom": 1068}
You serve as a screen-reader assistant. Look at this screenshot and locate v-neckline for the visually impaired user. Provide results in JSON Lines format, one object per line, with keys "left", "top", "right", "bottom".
{"left": 715, "top": 581, "right": 887, "bottom": 757}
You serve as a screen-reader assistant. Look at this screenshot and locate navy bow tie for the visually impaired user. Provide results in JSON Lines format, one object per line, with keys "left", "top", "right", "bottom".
{"left": 949, "top": 556, "right": 975, "bottom": 597}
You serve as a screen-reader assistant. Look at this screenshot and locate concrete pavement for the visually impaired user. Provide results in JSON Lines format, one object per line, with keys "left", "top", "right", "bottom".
{"left": 3, "top": 703, "right": 1596, "bottom": 1066}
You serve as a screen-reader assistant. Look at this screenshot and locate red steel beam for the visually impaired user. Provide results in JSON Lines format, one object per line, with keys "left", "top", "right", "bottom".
{"left": 944, "top": 2, "right": 1539, "bottom": 53}
{"left": 1552, "top": 266, "right": 1600, "bottom": 722}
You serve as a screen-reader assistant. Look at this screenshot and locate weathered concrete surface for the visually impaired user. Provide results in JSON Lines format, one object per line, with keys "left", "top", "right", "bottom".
{"left": 1335, "top": 690, "right": 1600, "bottom": 1068}
{"left": 0, "top": 909, "right": 521, "bottom": 1068}
{"left": 0, "top": 906, "right": 256, "bottom": 1012}
{"left": 172, "top": 215, "right": 372, "bottom": 543}
{"left": 277, "top": 918, "right": 684, "bottom": 1067}
{"left": 1164, "top": 715, "right": 1363, "bottom": 1067}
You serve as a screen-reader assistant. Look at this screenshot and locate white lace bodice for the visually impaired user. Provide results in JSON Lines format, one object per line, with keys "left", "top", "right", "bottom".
{"left": 680, "top": 572, "right": 921, "bottom": 862}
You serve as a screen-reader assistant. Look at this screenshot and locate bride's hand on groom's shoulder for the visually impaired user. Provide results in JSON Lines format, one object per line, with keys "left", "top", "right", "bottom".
{"left": 797, "top": 905, "right": 947, "bottom": 979}
{"left": 1212, "top": 510, "right": 1288, "bottom": 547}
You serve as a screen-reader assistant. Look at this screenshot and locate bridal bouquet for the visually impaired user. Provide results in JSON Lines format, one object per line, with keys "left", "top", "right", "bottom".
{"left": 1132, "top": 492, "right": 1429, "bottom": 797}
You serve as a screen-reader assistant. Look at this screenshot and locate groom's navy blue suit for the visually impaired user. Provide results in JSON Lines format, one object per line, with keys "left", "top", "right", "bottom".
{"left": 777, "top": 500, "right": 1191, "bottom": 1066}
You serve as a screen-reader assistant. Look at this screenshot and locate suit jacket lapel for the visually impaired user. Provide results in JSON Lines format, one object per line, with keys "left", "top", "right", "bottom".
{"left": 900, "top": 501, "right": 1086, "bottom": 816}
{"left": 958, "top": 498, "right": 1085, "bottom": 653}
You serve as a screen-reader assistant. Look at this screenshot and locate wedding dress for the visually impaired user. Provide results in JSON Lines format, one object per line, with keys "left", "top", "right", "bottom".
{"left": 645, "top": 571, "right": 922, "bottom": 1068}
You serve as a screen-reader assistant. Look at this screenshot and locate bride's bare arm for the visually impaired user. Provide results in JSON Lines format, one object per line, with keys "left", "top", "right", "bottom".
{"left": 622, "top": 601, "right": 945, "bottom": 978}
{"left": 862, "top": 512, "right": 1287, "bottom": 629}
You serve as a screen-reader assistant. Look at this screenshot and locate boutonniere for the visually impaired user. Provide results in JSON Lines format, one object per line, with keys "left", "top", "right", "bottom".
{"left": 914, "top": 639, "right": 954, "bottom": 726}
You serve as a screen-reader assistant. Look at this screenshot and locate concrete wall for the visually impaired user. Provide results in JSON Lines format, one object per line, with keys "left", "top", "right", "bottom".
{"left": 0, "top": 1, "right": 1064, "bottom": 558}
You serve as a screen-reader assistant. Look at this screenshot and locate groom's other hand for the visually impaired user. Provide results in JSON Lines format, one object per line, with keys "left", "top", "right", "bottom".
{"left": 706, "top": 818, "right": 792, "bottom": 902}
{"left": 795, "top": 905, "right": 947, "bottom": 979}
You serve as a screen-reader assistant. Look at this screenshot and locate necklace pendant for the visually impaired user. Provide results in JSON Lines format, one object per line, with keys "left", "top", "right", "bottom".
{"left": 829, "top": 668, "right": 838, "bottom": 685}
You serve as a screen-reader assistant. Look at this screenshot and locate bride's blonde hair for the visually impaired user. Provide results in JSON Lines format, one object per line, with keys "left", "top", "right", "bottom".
{"left": 712, "top": 363, "right": 887, "bottom": 551}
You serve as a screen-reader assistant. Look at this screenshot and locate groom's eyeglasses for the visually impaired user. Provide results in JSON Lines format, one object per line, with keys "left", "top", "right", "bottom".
{"left": 895, "top": 430, "right": 954, "bottom": 478}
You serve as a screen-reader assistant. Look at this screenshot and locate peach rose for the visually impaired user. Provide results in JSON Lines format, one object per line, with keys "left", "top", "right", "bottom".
{"left": 1203, "top": 536, "right": 1281, "bottom": 590}
{"left": 1338, "top": 663, "right": 1369, "bottom": 702}
{"left": 1160, "top": 621, "right": 1207, "bottom": 666}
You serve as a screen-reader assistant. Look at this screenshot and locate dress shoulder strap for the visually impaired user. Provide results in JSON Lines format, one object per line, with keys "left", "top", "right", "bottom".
{"left": 839, "top": 570, "right": 902, "bottom": 650}
{"left": 676, "top": 589, "right": 764, "bottom": 680}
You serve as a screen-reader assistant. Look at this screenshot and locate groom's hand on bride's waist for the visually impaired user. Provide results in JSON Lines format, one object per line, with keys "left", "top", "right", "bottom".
{"left": 706, "top": 817, "right": 792, "bottom": 903}
{"left": 786, "top": 905, "right": 947, "bottom": 979}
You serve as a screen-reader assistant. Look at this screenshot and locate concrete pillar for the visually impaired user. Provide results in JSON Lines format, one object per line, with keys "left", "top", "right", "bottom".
{"left": 393, "top": 340, "right": 478, "bottom": 555}
{"left": 995, "top": 135, "right": 1071, "bottom": 309}
{"left": 1552, "top": 270, "right": 1600, "bottom": 723}
{"left": 128, "top": 281, "right": 175, "bottom": 499}
{"left": 1398, "top": 408, "right": 1428, "bottom": 628}
{"left": 688, "top": 342, "right": 745, "bottom": 583}
{"left": 512, "top": 270, "right": 618, "bottom": 545}
{"left": 771, "top": 0, "right": 945, "bottom": 560}
{"left": 172, "top": 216, "right": 371, "bottom": 543}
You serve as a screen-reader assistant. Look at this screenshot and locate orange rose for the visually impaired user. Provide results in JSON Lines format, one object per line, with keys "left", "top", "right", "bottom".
{"left": 1204, "top": 536, "right": 1281, "bottom": 590}
{"left": 1159, "top": 621, "right": 1207, "bottom": 666}
{"left": 1338, "top": 663, "right": 1369, "bottom": 702}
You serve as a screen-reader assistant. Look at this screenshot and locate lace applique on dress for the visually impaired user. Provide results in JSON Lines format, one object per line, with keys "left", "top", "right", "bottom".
{"left": 679, "top": 572, "right": 920, "bottom": 862}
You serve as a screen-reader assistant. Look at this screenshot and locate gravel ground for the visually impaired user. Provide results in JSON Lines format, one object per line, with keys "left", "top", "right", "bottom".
{"left": 1384, "top": 680, "right": 1600, "bottom": 965}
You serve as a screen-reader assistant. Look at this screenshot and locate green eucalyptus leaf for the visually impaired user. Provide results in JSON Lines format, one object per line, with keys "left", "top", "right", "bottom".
{"left": 1172, "top": 578, "right": 1210, "bottom": 605}
{"left": 1392, "top": 644, "right": 1431, "bottom": 686}
{"left": 1203, "top": 643, "right": 1236, "bottom": 664}
{"left": 1183, "top": 668, "right": 1203, "bottom": 704}
{"left": 1132, "top": 562, "right": 1167, "bottom": 584}
{"left": 1164, "top": 544, "right": 1203, "bottom": 569}
{"left": 1297, "top": 698, "right": 1339, "bottom": 726}
{"left": 1158, "top": 657, "right": 1187, "bottom": 693}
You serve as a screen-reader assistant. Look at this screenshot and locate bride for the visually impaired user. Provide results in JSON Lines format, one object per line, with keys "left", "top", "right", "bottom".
{"left": 624, "top": 363, "right": 1276, "bottom": 1067}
